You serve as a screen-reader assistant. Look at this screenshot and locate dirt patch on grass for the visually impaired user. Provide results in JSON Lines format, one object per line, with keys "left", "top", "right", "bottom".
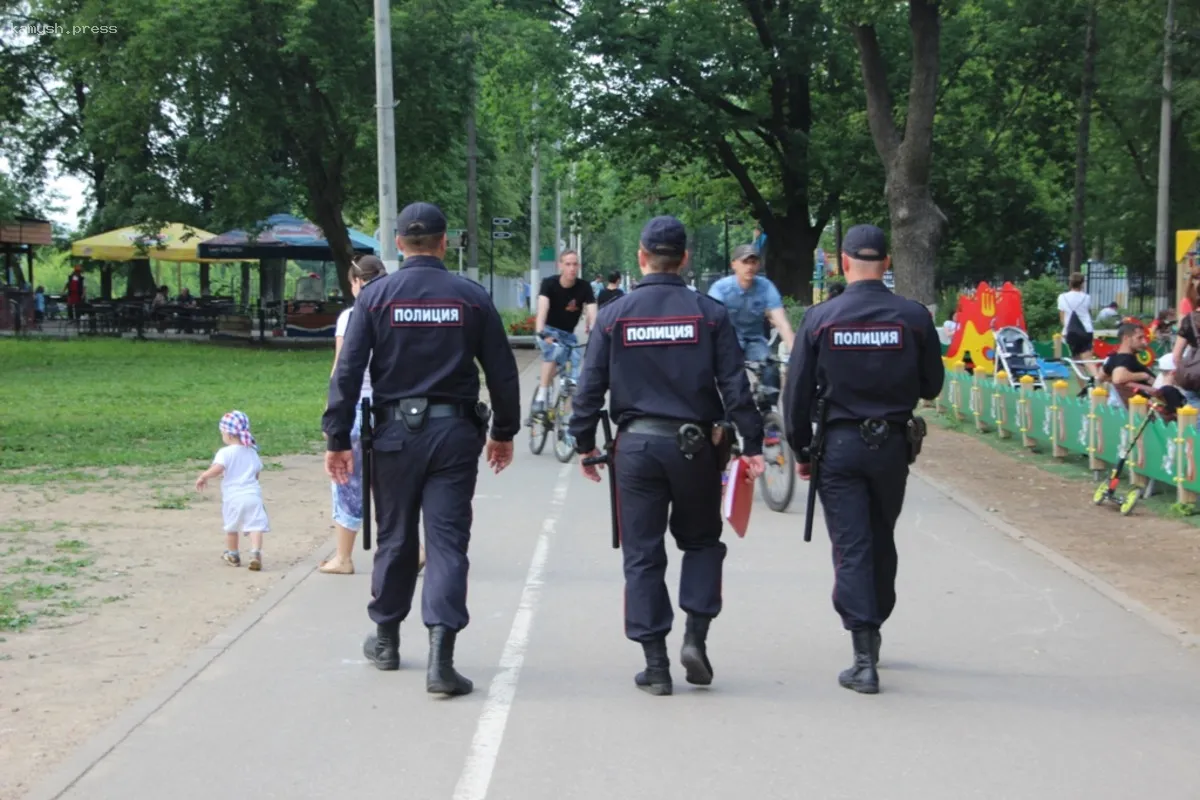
{"left": 0, "top": 455, "right": 332, "bottom": 800}
{"left": 917, "top": 425, "right": 1200, "bottom": 637}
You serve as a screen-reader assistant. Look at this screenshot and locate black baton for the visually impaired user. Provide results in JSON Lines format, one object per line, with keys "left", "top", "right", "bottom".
{"left": 581, "top": 410, "right": 619, "bottom": 549}
{"left": 803, "top": 396, "right": 829, "bottom": 543}
{"left": 360, "top": 396, "right": 373, "bottom": 551}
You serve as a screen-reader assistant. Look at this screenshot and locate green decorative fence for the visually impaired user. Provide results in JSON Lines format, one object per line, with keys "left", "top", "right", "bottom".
{"left": 934, "top": 369, "right": 1200, "bottom": 503}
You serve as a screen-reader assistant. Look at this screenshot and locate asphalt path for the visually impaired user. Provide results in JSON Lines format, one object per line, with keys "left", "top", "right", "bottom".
{"left": 30, "top": 356, "right": 1200, "bottom": 800}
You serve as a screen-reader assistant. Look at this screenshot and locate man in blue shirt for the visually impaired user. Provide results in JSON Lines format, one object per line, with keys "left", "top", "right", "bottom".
{"left": 707, "top": 244, "right": 795, "bottom": 406}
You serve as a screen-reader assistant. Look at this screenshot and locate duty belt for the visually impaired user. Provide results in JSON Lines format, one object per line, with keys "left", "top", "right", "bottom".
{"left": 374, "top": 401, "right": 472, "bottom": 424}
{"left": 620, "top": 416, "right": 707, "bottom": 437}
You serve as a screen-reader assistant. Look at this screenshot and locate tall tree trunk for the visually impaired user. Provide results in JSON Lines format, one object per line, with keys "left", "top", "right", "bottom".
{"left": 125, "top": 259, "right": 157, "bottom": 297}
{"left": 852, "top": 0, "right": 945, "bottom": 310}
{"left": 100, "top": 264, "right": 113, "bottom": 299}
{"left": 763, "top": 219, "right": 818, "bottom": 301}
{"left": 199, "top": 264, "right": 211, "bottom": 295}
{"left": 307, "top": 175, "right": 355, "bottom": 300}
{"left": 1070, "top": 1, "right": 1099, "bottom": 272}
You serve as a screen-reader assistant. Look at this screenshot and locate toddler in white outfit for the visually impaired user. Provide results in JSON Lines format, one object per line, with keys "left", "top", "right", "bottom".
{"left": 195, "top": 410, "right": 270, "bottom": 570}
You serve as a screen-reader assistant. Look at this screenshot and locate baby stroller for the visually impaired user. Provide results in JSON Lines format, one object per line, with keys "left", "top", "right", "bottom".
{"left": 993, "top": 326, "right": 1046, "bottom": 390}
{"left": 1093, "top": 385, "right": 1186, "bottom": 515}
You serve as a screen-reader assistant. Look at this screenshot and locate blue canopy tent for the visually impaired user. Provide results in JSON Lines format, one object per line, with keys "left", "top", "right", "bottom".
{"left": 197, "top": 213, "right": 379, "bottom": 261}
{"left": 197, "top": 214, "right": 380, "bottom": 339}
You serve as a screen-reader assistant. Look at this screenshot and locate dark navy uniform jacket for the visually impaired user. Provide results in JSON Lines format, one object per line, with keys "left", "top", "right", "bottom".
{"left": 783, "top": 280, "right": 945, "bottom": 458}
{"left": 569, "top": 272, "right": 764, "bottom": 455}
{"left": 321, "top": 255, "right": 522, "bottom": 451}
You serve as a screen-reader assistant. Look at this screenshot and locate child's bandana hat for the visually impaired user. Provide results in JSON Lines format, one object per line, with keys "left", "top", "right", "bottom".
{"left": 219, "top": 410, "right": 257, "bottom": 449}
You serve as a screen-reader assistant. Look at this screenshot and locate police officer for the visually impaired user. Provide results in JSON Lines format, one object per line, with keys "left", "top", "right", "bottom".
{"left": 783, "top": 224, "right": 945, "bottom": 695}
{"left": 570, "top": 216, "right": 766, "bottom": 696}
{"left": 323, "top": 202, "right": 521, "bottom": 697}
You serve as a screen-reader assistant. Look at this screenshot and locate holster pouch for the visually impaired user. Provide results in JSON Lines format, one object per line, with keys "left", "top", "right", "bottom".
{"left": 859, "top": 419, "right": 891, "bottom": 449}
{"left": 473, "top": 402, "right": 492, "bottom": 432}
{"left": 677, "top": 423, "right": 706, "bottom": 458}
{"left": 399, "top": 397, "right": 430, "bottom": 432}
{"left": 711, "top": 421, "right": 735, "bottom": 469}
{"left": 906, "top": 416, "right": 927, "bottom": 464}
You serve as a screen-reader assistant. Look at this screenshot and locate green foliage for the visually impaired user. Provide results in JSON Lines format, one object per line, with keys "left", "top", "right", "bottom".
{"left": 1020, "top": 274, "right": 1065, "bottom": 342}
{"left": 0, "top": 339, "right": 330, "bottom": 474}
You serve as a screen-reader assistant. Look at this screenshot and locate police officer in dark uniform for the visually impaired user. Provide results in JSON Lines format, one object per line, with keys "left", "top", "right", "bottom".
{"left": 783, "top": 224, "right": 945, "bottom": 695}
{"left": 323, "top": 201, "right": 521, "bottom": 697}
{"left": 570, "top": 216, "right": 765, "bottom": 696}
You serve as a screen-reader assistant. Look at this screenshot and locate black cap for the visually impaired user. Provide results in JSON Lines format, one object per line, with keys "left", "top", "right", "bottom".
{"left": 640, "top": 216, "right": 687, "bottom": 257}
{"left": 843, "top": 224, "right": 888, "bottom": 261}
{"left": 396, "top": 202, "right": 447, "bottom": 237}
{"left": 731, "top": 244, "right": 760, "bottom": 262}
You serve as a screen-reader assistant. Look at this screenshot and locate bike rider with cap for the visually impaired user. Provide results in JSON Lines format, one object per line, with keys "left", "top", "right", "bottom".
{"left": 707, "top": 244, "right": 795, "bottom": 407}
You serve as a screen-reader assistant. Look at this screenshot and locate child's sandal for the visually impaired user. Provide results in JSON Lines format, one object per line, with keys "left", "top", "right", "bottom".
{"left": 223, "top": 551, "right": 241, "bottom": 567}
{"left": 248, "top": 550, "right": 262, "bottom": 571}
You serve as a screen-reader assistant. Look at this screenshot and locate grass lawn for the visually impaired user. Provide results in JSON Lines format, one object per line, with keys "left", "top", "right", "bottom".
{"left": 0, "top": 338, "right": 334, "bottom": 479}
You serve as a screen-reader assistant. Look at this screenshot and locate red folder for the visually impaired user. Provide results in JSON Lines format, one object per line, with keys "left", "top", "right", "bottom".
{"left": 722, "top": 456, "right": 754, "bottom": 537}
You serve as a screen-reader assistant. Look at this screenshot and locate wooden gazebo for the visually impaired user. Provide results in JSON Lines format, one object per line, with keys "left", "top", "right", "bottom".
{"left": 1, "top": 216, "right": 53, "bottom": 332}
{"left": 1, "top": 216, "right": 52, "bottom": 287}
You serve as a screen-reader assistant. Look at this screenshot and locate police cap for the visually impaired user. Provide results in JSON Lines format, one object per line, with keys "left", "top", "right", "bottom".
{"left": 731, "top": 243, "right": 760, "bottom": 263}
{"left": 843, "top": 224, "right": 888, "bottom": 261}
{"left": 640, "top": 216, "right": 687, "bottom": 257}
{"left": 396, "top": 202, "right": 448, "bottom": 237}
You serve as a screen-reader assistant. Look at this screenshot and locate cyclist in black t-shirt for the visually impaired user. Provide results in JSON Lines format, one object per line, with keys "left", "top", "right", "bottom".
{"left": 532, "top": 250, "right": 598, "bottom": 415}
{"left": 596, "top": 271, "right": 625, "bottom": 307}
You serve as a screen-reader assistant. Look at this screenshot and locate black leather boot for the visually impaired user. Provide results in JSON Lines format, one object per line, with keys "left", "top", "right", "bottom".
{"left": 362, "top": 622, "right": 400, "bottom": 671}
{"left": 635, "top": 639, "right": 673, "bottom": 696}
{"left": 871, "top": 629, "right": 882, "bottom": 667}
{"left": 679, "top": 614, "right": 713, "bottom": 686}
{"left": 426, "top": 625, "right": 473, "bottom": 696}
{"left": 838, "top": 629, "right": 879, "bottom": 694}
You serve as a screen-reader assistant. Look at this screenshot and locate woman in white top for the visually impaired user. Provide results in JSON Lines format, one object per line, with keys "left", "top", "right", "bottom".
{"left": 1057, "top": 272, "right": 1097, "bottom": 376}
{"left": 320, "top": 255, "right": 426, "bottom": 574}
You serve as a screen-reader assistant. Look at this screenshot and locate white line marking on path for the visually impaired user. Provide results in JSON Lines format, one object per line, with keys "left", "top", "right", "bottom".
{"left": 452, "top": 462, "right": 572, "bottom": 800}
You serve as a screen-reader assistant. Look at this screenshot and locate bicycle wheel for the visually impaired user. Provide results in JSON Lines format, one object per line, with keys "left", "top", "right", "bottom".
{"left": 528, "top": 384, "right": 549, "bottom": 455}
{"left": 553, "top": 385, "right": 575, "bottom": 463}
{"left": 759, "top": 410, "right": 795, "bottom": 512}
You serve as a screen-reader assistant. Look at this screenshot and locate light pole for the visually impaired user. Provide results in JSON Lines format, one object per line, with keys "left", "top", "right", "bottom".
{"left": 373, "top": 0, "right": 399, "bottom": 272}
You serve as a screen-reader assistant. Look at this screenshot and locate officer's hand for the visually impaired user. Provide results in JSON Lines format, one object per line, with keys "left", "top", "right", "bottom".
{"left": 796, "top": 461, "right": 812, "bottom": 480}
{"left": 579, "top": 450, "right": 603, "bottom": 482}
{"left": 745, "top": 455, "right": 766, "bottom": 480}
{"left": 325, "top": 450, "right": 353, "bottom": 484}
{"left": 486, "top": 439, "right": 513, "bottom": 473}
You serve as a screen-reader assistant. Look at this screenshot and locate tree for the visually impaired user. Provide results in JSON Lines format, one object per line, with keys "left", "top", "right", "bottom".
{"left": 1070, "top": 0, "right": 1099, "bottom": 272}
{"left": 848, "top": 0, "right": 946, "bottom": 308}
{"left": 564, "top": 0, "right": 863, "bottom": 300}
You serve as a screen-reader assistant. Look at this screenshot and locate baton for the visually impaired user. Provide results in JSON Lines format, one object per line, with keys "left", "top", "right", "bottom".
{"left": 581, "top": 410, "right": 619, "bottom": 549}
{"left": 803, "top": 397, "right": 829, "bottom": 543}
{"left": 360, "top": 396, "right": 373, "bottom": 551}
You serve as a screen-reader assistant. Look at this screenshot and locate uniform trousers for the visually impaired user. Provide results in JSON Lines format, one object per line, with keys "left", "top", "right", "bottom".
{"left": 817, "top": 422, "right": 909, "bottom": 631}
{"left": 368, "top": 416, "right": 485, "bottom": 631}
{"left": 614, "top": 431, "right": 727, "bottom": 642}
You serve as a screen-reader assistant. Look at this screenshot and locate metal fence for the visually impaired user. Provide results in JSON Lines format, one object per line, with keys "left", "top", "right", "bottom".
{"left": 1083, "top": 263, "right": 1174, "bottom": 315}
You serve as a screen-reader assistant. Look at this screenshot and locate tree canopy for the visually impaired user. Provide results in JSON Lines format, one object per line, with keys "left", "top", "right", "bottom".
{"left": 1, "top": 0, "right": 1197, "bottom": 304}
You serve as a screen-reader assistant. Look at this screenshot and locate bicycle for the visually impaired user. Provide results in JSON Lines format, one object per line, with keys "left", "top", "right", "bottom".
{"left": 527, "top": 340, "right": 588, "bottom": 463}
{"left": 729, "top": 355, "right": 796, "bottom": 512}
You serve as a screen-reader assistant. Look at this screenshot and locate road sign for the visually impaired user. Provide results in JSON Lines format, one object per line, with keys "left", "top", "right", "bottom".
{"left": 446, "top": 229, "right": 465, "bottom": 249}
{"left": 492, "top": 231, "right": 513, "bottom": 240}
{"left": 492, "top": 217, "right": 512, "bottom": 226}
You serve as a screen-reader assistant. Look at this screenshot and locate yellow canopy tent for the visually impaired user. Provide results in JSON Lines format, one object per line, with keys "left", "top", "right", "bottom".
{"left": 70, "top": 223, "right": 235, "bottom": 262}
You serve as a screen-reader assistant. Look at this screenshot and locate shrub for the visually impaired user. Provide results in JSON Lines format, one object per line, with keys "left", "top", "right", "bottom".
{"left": 507, "top": 315, "right": 537, "bottom": 335}
{"left": 1019, "top": 274, "right": 1065, "bottom": 341}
